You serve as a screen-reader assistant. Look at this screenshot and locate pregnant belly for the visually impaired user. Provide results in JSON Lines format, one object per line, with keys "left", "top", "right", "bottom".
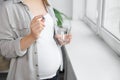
{"left": 37, "top": 40, "right": 62, "bottom": 77}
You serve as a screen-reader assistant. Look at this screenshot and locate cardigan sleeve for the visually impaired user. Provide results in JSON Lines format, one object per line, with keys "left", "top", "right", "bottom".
{"left": 0, "top": 3, "right": 27, "bottom": 59}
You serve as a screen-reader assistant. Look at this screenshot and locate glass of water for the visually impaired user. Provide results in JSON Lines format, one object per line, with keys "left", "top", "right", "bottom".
{"left": 55, "top": 19, "right": 71, "bottom": 47}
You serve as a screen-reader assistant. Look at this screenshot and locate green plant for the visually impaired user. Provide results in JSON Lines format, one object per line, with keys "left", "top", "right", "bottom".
{"left": 53, "top": 8, "right": 71, "bottom": 28}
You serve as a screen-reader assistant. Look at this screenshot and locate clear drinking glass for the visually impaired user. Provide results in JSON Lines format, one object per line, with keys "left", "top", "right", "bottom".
{"left": 55, "top": 19, "right": 71, "bottom": 47}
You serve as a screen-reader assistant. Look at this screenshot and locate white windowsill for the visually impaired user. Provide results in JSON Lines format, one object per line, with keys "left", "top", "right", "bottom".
{"left": 66, "top": 20, "right": 120, "bottom": 80}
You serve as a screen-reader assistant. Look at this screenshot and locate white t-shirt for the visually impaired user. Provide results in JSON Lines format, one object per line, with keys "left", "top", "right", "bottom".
{"left": 36, "top": 13, "right": 62, "bottom": 79}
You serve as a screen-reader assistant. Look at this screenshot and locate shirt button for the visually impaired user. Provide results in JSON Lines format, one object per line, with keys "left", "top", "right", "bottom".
{"left": 37, "top": 75, "right": 39, "bottom": 77}
{"left": 34, "top": 52, "right": 37, "bottom": 54}
{"left": 36, "top": 64, "right": 38, "bottom": 67}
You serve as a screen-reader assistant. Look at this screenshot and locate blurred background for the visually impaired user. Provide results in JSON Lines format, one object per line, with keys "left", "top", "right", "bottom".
{"left": 1, "top": 0, "right": 120, "bottom": 80}
{"left": 51, "top": 0, "right": 120, "bottom": 80}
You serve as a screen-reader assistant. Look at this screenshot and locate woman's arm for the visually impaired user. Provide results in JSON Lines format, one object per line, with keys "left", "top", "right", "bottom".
{"left": 20, "top": 15, "right": 45, "bottom": 51}
{"left": 0, "top": 4, "right": 44, "bottom": 58}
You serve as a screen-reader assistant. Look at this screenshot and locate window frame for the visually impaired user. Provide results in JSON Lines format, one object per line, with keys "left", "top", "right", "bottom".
{"left": 83, "top": 0, "right": 100, "bottom": 33}
{"left": 83, "top": 0, "right": 120, "bottom": 56}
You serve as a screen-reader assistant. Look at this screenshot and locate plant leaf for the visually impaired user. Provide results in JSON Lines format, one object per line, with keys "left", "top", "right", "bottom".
{"left": 53, "top": 8, "right": 71, "bottom": 27}
{"left": 53, "top": 8, "right": 63, "bottom": 27}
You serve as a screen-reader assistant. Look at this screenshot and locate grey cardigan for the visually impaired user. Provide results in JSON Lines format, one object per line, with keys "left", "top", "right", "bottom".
{"left": 0, "top": 0, "right": 77, "bottom": 80}
{"left": 0, "top": 0, "right": 62, "bottom": 80}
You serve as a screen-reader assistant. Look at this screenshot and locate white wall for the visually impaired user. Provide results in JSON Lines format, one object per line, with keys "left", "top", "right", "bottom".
{"left": 49, "top": 0, "right": 85, "bottom": 20}
{"left": 49, "top": 0, "right": 73, "bottom": 18}
{"left": 73, "top": 0, "right": 85, "bottom": 20}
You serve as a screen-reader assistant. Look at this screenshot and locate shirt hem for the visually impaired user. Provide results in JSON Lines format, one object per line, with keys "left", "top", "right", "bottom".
{"left": 39, "top": 72, "right": 56, "bottom": 80}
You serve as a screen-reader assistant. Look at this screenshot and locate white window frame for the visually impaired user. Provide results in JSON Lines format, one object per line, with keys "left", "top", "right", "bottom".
{"left": 83, "top": 0, "right": 120, "bottom": 56}
{"left": 83, "top": 0, "right": 100, "bottom": 33}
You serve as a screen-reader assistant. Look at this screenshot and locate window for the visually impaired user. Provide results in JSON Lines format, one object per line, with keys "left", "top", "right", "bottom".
{"left": 83, "top": 0, "right": 120, "bottom": 55}
{"left": 102, "top": 0, "right": 120, "bottom": 39}
{"left": 86, "top": 0, "right": 98, "bottom": 24}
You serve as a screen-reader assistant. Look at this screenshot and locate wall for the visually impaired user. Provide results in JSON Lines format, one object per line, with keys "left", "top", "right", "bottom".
{"left": 49, "top": 0, "right": 73, "bottom": 18}
{"left": 49, "top": 0, "right": 85, "bottom": 20}
{"left": 73, "top": 0, "right": 85, "bottom": 20}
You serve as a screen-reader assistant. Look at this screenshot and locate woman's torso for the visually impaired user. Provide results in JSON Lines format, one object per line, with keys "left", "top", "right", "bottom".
{"left": 36, "top": 13, "right": 62, "bottom": 79}
{"left": 0, "top": 0, "right": 62, "bottom": 80}
{"left": 24, "top": 0, "right": 62, "bottom": 79}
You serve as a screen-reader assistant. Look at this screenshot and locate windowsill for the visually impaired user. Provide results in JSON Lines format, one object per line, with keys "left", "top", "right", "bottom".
{"left": 65, "top": 20, "right": 120, "bottom": 80}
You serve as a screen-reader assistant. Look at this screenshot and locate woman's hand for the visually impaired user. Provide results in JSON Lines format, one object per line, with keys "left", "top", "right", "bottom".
{"left": 30, "top": 15, "right": 45, "bottom": 40}
{"left": 55, "top": 34, "right": 72, "bottom": 46}
{"left": 20, "top": 15, "right": 45, "bottom": 51}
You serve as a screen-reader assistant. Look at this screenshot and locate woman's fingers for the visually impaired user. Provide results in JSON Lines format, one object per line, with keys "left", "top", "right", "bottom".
{"left": 65, "top": 34, "right": 72, "bottom": 44}
{"left": 55, "top": 34, "right": 72, "bottom": 46}
{"left": 31, "top": 15, "right": 43, "bottom": 24}
{"left": 30, "top": 15, "right": 45, "bottom": 39}
{"left": 32, "top": 21, "right": 45, "bottom": 29}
